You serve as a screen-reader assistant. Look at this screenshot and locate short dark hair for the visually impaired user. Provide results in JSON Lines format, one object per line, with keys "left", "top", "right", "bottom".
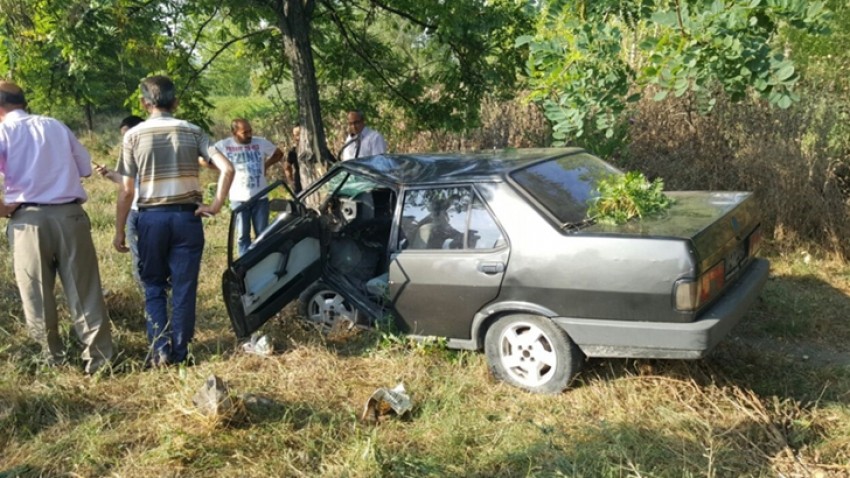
{"left": 140, "top": 76, "right": 177, "bottom": 109}
{"left": 230, "top": 118, "right": 249, "bottom": 133}
{"left": 0, "top": 81, "right": 27, "bottom": 108}
{"left": 120, "top": 115, "right": 144, "bottom": 131}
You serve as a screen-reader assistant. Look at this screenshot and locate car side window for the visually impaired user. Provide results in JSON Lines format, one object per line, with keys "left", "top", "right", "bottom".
{"left": 400, "top": 187, "right": 503, "bottom": 251}
{"left": 468, "top": 197, "right": 505, "bottom": 249}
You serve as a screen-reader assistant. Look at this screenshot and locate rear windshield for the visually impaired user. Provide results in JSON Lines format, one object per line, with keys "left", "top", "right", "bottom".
{"left": 510, "top": 152, "right": 620, "bottom": 225}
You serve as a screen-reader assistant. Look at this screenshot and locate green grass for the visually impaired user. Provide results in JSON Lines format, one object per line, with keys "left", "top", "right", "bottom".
{"left": 1, "top": 171, "right": 850, "bottom": 477}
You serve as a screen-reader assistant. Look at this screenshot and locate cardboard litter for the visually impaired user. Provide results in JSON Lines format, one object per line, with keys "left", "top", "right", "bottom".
{"left": 242, "top": 334, "right": 273, "bottom": 356}
{"left": 361, "top": 383, "right": 412, "bottom": 423}
{"left": 192, "top": 375, "right": 235, "bottom": 417}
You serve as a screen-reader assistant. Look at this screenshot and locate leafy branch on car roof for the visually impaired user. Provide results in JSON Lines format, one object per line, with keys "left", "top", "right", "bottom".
{"left": 587, "top": 171, "right": 673, "bottom": 225}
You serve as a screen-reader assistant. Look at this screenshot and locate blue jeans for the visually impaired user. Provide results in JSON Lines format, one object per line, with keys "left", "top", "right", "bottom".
{"left": 231, "top": 198, "right": 269, "bottom": 256}
{"left": 136, "top": 209, "right": 205, "bottom": 363}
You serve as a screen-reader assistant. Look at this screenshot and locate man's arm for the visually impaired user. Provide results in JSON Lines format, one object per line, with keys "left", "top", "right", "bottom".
{"left": 374, "top": 132, "right": 387, "bottom": 155}
{"left": 199, "top": 156, "right": 218, "bottom": 170}
{"left": 94, "top": 164, "right": 122, "bottom": 184}
{"left": 196, "top": 151, "right": 234, "bottom": 217}
{"left": 113, "top": 175, "right": 134, "bottom": 253}
{"left": 202, "top": 144, "right": 224, "bottom": 171}
{"left": 0, "top": 142, "right": 15, "bottom": 217}
{"left": 65, "top": 124, "right": 93, "bottom": 177}
{"left": 264, "top": 148, "right": 284, "bottom": 171}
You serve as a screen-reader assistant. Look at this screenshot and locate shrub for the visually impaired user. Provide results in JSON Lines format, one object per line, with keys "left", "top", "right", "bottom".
{"left": 621, "top": 89, "right": 850, "bottom": 259}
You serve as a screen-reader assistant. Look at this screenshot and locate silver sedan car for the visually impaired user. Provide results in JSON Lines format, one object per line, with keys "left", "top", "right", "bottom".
{"left": 223, "top": 148, "right": 769, "bottom": 393}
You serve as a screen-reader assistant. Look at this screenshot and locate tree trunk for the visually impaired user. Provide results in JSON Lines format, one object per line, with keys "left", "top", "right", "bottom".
{"left": 276, "top": 0, "right": 334, "bottom": 194}
{"left": 85, "top": 102, "right": 94, "bottom": 132}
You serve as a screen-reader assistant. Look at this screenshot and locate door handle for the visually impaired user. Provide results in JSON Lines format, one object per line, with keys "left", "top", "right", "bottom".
{"left": 478, "top": 261, "right": 505, "bottom": 275}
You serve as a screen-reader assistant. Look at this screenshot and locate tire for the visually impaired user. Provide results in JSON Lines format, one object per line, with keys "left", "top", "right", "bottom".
{"left": 298, "top": 282, "right": 359, "bottom": 330}
{"left": 484, "top": 314, "right": 583, "bottom": 394}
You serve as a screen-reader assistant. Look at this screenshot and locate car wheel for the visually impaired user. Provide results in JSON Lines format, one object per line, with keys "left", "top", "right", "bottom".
{"left": 484, "top": 314, "right": 583, "bottom": 394}
{"left": 299, "top": 282, "right": 359, "bottom": 329}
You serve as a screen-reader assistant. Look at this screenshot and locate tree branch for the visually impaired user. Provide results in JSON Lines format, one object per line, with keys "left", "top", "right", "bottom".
{"left": 178, "top": 28, "right": 275, "bottom": 98}
{"left": 185, "top": 2, "right": 222, "bottom": 64}
{"left": 320, "top": 0, "right": 418, "bottom": 108}
{"left": 369, "top": 0, "right": 437, "bottom": 30}
{"left": 674, "top": 0, "right": 688, "bottom": 38}
{"left": 126, "top": 0, "right": 161, "bottom": 19}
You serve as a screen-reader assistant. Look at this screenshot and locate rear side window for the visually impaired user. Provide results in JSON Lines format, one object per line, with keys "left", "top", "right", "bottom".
{"left": 400, "top": 186, "right": 504, "bottom": 250}
{"left": 468, "top": 197, "right": 505, "bottom": 249}
{"left": 510, "top": 152, "right": 620, "bottom": 225}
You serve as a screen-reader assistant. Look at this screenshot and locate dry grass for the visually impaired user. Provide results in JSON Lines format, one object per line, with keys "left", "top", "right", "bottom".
{"left": 1, "top": 117, "right": 850, "bottom": 477}
{"left": 623, "top": 90, "right": 850, "bottom": 260}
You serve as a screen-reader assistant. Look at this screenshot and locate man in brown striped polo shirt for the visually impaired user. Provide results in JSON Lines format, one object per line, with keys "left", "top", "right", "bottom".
{"left": 113, "top": 75, "right": 233, "bottom": 367}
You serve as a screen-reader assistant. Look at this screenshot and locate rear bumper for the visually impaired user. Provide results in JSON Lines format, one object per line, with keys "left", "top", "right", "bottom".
{"left": 552, "top": 258, "right": 770, "bottom": 359}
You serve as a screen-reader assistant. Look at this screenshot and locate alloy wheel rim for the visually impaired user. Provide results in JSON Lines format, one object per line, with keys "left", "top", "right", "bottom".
{"left": 498, "top": 321, "right": 558, "bottom": 387}
{"left": 307, "top": 290, "right": 357, "bottom": 328}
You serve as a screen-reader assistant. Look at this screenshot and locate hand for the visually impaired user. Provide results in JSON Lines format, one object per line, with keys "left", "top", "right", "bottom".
{"left": 195, "top": 204, "right": 216, "bottom": 218}
{"left": 113, "top": 232, "right": 129, "bottom": 253}
{"left": 1, "top": 202, "right": 20, "bottom": 218}
{"left": 94, "top": 164, "right": 110, "bottom": 176}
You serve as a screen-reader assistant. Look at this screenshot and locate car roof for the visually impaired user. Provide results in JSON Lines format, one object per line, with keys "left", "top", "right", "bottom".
{"left": 337, "top": 147, "right": 587, "bottom": 185}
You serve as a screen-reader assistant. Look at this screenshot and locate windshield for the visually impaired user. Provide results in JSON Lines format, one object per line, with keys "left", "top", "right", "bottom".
{"left": 303, "top": 169, "right": 350, "bottom": 208}
{"left": 510, "top": 152, "right": 620, "bottom": 225}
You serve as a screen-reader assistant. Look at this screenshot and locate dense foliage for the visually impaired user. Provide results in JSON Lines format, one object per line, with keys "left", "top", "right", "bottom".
{"left": 0, "top": 0, "right": 532, "bottom": 139}
{"left": 521, "top": 0, "right": 831, "bottom": 142}
{"left": 0, "top": 0, "right": 216, "bottom": 130}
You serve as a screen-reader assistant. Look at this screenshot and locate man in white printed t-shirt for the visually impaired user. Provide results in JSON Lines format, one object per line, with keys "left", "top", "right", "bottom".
{"left": 211, "top": 118, "right": 283, "bottom": 256}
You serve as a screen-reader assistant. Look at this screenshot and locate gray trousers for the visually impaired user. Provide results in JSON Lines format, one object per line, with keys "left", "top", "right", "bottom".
{"left": 7, "top": 203, "right": 113, "bottom": 373}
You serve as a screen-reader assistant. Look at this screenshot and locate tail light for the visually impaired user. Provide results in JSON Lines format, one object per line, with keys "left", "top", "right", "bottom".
{"left": 674, "top": 261, "right": 726, "bottom": 311}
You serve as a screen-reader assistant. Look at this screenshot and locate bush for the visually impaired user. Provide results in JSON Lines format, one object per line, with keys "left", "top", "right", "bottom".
{"left": 621, "top": 90, "right": 850, "bottom": 259}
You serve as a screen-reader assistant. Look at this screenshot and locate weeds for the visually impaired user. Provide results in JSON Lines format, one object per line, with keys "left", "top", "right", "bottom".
{"left": 623, "top": 89, "right": 850, "bottom": 259}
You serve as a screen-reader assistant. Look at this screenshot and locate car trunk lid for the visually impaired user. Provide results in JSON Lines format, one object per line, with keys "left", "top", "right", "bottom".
{"left": 584, "top": 191, "right": 761, "bottom": 284}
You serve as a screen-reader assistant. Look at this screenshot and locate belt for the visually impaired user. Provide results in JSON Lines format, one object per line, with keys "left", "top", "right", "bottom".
{"left": 19, "top": 199, "right": 80, "bottom": 208}
{"left": 138, "top": 204, "right": 198, "bottom": 213}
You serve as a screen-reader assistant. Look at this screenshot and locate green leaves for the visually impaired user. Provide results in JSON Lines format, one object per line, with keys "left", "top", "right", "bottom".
{"left": 301, "top": 0, "right": 532, "bottom": 133}
{"left": 522, "top": 9, "right": 632, "bottom": 142}
{"left": 0, "top": 0, "right": 218, "bottom": 129}
{"left": 587, "top": 171, "right": 673, "bottom": 225}
{"left": 521, "top": 0, "right": 831, "bottom": 145}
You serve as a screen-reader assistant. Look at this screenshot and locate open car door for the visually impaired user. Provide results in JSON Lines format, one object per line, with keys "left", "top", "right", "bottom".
{"left": 222, "top": 180, "right": 325, "bottom": 338}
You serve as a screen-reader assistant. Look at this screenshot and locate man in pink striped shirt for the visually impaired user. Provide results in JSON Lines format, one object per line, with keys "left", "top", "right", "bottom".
{"left": 0, "top": 81, "right": 113, "bottom": 374}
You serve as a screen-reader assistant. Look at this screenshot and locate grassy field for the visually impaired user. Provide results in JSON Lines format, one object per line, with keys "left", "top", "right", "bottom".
{"left": 1, "top": 164, "right": 850, "bottom": 477}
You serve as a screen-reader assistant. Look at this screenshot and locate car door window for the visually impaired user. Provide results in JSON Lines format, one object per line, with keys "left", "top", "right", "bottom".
{"left": 468, "top": 197, "right": 505, "bottom": 249}
{"left": 400, "top": 187, "right": 503, "bottom": 250}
